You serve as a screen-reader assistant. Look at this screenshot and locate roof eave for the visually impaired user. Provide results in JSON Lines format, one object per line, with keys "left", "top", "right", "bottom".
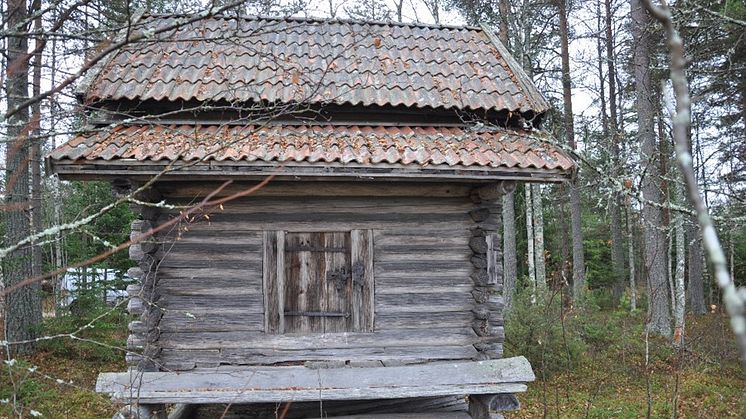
{"left": 49, "top": 159, "right": 573, "bottom": 183}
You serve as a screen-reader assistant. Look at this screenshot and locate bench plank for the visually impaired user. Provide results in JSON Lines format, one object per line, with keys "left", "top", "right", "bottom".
{"left": 97, "top": 357, "right": 534, "bottom": 404}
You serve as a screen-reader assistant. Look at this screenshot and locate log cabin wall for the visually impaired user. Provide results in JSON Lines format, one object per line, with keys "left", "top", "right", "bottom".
{"left": 138, "top": 181, "right": 505, "bottom": 371}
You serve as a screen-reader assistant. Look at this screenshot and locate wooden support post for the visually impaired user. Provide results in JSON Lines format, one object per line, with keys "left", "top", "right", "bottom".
{"left": 468, "top": 395, "right": 505, "bottom": 419}
{"left": 114, "top": 404, "right": 167, "bottom": 419}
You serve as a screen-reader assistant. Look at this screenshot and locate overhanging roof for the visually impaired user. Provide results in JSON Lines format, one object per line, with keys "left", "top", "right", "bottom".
{"left": 81, "top": 15, "right": 549, "bottom": 115}
{"left": 48, "top": 124, "right": 574, "bottom": 182}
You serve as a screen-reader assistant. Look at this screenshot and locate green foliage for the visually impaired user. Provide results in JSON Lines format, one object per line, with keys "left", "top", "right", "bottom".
{"left": 0, "top": 360, "right": 56, "bottom": 409}
{"left": 505, "top": 288, "right": 587, "bottom": 378}
{"left": 60, "top": 181, "right": 134, "bottom": 274}
{"left": 38, "top": 294, "right": 129, "bottom": 363}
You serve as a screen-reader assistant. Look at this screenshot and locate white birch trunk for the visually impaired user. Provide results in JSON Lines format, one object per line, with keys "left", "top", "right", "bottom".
{"left": 532, "top": 184, "right": 546, "bottom": 289}
{"left": 668, "top": 224, "right": 676, "bottom": 318}
{"left": 673, "top": 184, "right": 686, "bottom": 346}
{"left": 525, "top": 185, "right": 536, "bottom": 303}
{"left": 627, "top": 202, "right": 637, "bottom": 311}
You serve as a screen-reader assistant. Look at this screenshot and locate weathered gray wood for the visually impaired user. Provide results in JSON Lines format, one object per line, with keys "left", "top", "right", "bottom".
{"left": 283, "top": 232, "right": 353, "bottom": 333}
{"left": 158, "top": 182, "right": 473, "bottom": 199}
{"left": 114, "top": 404, "right": 167, "bottom": 419}
{"left": 97, "top": 357, "right": 534, "bottom": 404}
{"left": 164, "top": 197, "right": 472, "bottom": 215}
{"left": 486, "top": 233, "right": 500, "bottom": 286}
{"left": 474, "top": 182, "right": 515, "bottom": 201}
{"left": 158, "top": 328, "right": 479, "bottom": 351}
{"left": 158, "top": 312, "right": 264, "bottom": 333}
{"left": 129, "top": 243, "right": 146, "bottom": 261}
{"left": 262, "top": 230, "right": 281, "bottom": 334}
{"left": 158, "top": 345, "right": 479, "bottom": 370}
{"left": 167, "top": 404, "right": 195, "bottom": 419}
{"left": 127, "top": 267, "right": 144, "bottom": 279}
{"left": 468, "top": 394, "right": 505, "bottom": 419}
{"left": 351, "top": 229, "right": 374, "bottom": 333}
{"left": 142, "top": 185, "right": 487, "bottom": 368}
{"left": 127, "top": 297, "right": 143, "bottom": 316}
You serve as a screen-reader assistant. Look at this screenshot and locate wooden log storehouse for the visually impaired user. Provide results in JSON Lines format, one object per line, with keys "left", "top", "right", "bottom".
{"left": 48, "top": 14, "right": 574, "bottom": 419}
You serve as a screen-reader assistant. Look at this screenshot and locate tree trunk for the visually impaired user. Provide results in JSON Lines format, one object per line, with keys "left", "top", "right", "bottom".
{"left": 627, "top": 200, "right": 638, "bottom": 311}
{"left": 3, "top": 0, "right": 42, "bottom": 355}
{"left": 497, "top": 0, "right": 517, "bottom": 309}
{"left": 631, "top": 0, "right": 671, "bottom": 337}
{"left": 605, "top": 0, "right": 626, "bottom": 304}
{"left": 31, "top": 0, "right": 44, "bottom": 286}
{"left": 686, "top": 220, "right": 705, "bottom": 314}
{"left": 532, "top": 184, "right": 546, "bottom": 289}
{"left": 503, "top": 192, "right": 518, "bottom": 308}
{"left": 525, "top": 185, "right": 536, "bottom": 303}
{"left": 673, "top": 182, "right": 686, "bottom": 346}
{"left": 498, "top": 0, "right": 510, "bottom": 47}
{"left": 558, "top": 0, "right": 586, "bottom": 302}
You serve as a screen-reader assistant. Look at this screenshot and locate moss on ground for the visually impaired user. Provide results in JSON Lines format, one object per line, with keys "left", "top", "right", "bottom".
{"left": 1, "top": 302, "right": 744, "bottom": 418}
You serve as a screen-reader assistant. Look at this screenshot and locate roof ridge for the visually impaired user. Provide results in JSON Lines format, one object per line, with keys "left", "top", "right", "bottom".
{"left": 140, "top": 13, "right": 482, "bottom": 32}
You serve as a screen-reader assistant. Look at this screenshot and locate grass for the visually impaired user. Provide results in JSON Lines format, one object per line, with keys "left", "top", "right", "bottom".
{"left": 510, "top": 306, "right": 746, "bottom": 418}
{"left": 1, "top": 298, "right": 744, "bottom": 418}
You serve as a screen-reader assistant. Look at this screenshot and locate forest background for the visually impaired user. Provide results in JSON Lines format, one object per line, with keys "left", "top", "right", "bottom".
{"left": 0, "top": 0, "right": 745, "bottom": 417}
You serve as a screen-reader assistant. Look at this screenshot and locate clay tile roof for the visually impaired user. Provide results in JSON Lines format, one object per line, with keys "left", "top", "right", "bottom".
{"left": 48, "top": 124, "right": 574, "bottom": 173}
{"left": 80, "top": 15, "right": 549, "bottom": 114}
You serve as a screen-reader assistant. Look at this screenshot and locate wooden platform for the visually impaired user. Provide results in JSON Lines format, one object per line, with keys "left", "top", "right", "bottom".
{"left": 97, "top": 357, "right": 534, "bottom": 405}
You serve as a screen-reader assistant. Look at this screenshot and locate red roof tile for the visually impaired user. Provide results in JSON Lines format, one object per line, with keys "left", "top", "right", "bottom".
{"left": 48, "top": 124, "right": 574, "bottom": 173}
{"left": 81, "top": 15, "right": 549, "bottom": 114}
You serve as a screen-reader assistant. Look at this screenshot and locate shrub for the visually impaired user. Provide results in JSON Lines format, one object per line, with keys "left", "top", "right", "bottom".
{"left": 504, "top": 287, "right": 586, "bottom": 377}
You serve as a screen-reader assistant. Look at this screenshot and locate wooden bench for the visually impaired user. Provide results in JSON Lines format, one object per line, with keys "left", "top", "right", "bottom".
{"left": 99, "top": 356, "right": 534, "bottom": 419}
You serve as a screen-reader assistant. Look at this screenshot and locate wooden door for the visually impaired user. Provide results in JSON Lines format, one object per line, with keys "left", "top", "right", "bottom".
{"left": 283, "top": 232, "right": 353, "bottom": 333}
{"left": 263, "top": 230, "right": 373, "bottom": 334}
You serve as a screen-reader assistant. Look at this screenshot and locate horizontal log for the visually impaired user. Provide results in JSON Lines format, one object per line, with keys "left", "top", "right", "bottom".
{"left": 158, "top": 212, "right": 471, "bottom": 226}
{"left": 373, "top": 233, "right": 468, "bottom": 247}
{"left": 374, "top": 250, "right": 471, "bottom": 263}
{"left": 159, "top": 311, "right": 264, "bottom": 333}
{"left": 96, "top": 357, "right": 534, "bottom": 404}
{"left": 127, "top": 297, "right": 143, "bottom": 316}
{"left": 126, "top": 284, "right": 141, "bottom": 297}
{"left": 159, "top": 345, "right": 479, "bottom": 369}
{"left": 127, "top": 334, "right": 145, "bottom": 351}
{"left": 158, "top": 181, "right": 473, "bottom": 199}
{"left": 126, "top": 267, "right": 144, "bottom": 279}
{"left": 156, "top": 258, "right": 261, "bottom": 270}
{"left": 158, "top": 295, "right": 264, "bottom": 313}
{"left": 164, "top": 197, "right": 472, "bottom": 215}
{"left": 156, "top": 285, "right": 262, "bottom": 297}
{"left": 128, "top": 321, "right": 146, "bottom": 334}
{"left": 374, "top": 311, "right": 477, "bottom": 330}
{"left": 156, "top": 242, "right": 261, "bottom": 257}
{"left": 158, "top": 328, "right": 478, "bottom": 351}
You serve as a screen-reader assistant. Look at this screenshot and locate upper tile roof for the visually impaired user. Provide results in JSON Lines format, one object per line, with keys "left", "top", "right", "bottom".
{"left": 48, "top": 124, "right": 573, "bottom": 174}
{"left": 81, "top": 15, "right": 550, "bottom": 114}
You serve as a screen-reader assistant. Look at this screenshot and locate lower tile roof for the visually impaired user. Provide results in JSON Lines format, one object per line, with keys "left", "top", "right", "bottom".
{"left": 48, "top": 124, "right": 574, "bottom": 175}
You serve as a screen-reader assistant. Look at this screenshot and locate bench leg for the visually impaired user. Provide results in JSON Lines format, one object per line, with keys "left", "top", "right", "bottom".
{"left": 114, "top": 404, "right": 167, "bottom": 419}
{"left": 469, "top": 394, "right": 518, "bottom": 419}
